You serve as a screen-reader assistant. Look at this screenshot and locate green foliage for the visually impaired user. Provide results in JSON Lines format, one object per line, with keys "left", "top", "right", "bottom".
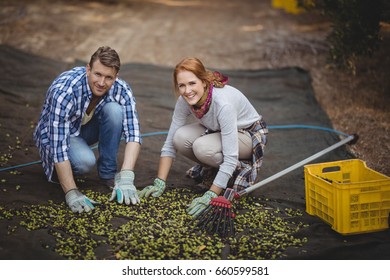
{"left": 300, "top": 0, "right": 389, "bottom": 72}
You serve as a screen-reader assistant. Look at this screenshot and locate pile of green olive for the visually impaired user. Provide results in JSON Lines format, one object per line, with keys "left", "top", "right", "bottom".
{"left": 0, "top": 187, "right": 308, "bottom": 259}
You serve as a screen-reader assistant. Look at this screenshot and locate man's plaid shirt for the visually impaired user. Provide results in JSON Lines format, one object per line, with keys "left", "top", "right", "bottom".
{"left": 33, "top": 67, "right": 141, "bottom": 181}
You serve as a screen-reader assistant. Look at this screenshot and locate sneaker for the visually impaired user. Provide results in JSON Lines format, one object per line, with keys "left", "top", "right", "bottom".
{"left": 196, "top": 167, "right": 218, "bottom": 189}
{"left": 186, "top": 164, "right": 204, "bottom": 183}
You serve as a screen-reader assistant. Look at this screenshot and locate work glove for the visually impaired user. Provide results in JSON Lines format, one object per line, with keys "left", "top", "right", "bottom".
{"left": 109, "top": 170, "right": 140, "bottom": 205}
{"left": 65, "top": 189, "right": 98, "bottom": 213}
{"left": 186, "top": 190, "right": 218, "bottom": 217}
{"left": 138, "top": 178, "right": 166, "bottom": 198}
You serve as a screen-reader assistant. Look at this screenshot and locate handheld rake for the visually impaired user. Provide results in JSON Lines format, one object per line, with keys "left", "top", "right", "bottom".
{"left": 193, "top": 134, "right": 357, "bottom": 238}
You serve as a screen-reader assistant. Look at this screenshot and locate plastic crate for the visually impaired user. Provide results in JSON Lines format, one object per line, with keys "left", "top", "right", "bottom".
{"left": 271, "top": 0, "right": 306, "bottom": 14}
{"left": 304, "top": 159, "right": 390, "bottom": 234}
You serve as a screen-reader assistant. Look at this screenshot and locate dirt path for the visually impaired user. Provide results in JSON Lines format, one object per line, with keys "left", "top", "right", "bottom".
{"left": 1, "top": 0, "right": 389, "bottom": 175}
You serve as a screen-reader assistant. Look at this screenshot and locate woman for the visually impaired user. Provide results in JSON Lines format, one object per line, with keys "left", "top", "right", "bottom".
{"left": 139, "top": 57, "right": 268, "bottom": 217}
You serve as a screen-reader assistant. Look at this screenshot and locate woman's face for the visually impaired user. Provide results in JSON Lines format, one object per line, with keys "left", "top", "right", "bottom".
{"left": 176, "top": 70, "right": 206, "bottom": 106}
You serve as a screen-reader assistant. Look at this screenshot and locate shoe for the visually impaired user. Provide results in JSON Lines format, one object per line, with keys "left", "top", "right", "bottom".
{"left": 101, "top": 178, "right": 115, "bottom": 190}
{"left": 186, "top": 164, "right": 220, "bottom": 190}
{"left": 186, "top": 164, "right": 204, "bottom": 183}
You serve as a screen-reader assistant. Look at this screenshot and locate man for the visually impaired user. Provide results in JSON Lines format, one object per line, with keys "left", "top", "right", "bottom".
{"left": 34, "top": 46, "right": 142, "bottom": 213}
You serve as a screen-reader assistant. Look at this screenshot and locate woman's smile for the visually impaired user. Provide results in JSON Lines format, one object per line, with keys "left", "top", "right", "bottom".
{"left": 176, "top": 70, "right": 206, "bottom": 106}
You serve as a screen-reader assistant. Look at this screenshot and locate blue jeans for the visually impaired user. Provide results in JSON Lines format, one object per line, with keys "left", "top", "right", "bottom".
{"left": 68, "top": 102, "right": 123, "bottom": 180}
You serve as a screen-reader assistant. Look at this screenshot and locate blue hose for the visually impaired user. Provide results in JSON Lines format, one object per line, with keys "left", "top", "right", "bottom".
{"left": 268, "top": 124, "right": 350, "bottom": 137}
{"left": 0, "top": 124, "right": 352, "bottom": 172}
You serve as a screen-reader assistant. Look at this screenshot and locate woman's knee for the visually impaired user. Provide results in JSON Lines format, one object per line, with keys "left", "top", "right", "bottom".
{"left": 173, "top": 126, "right": 194, "bottom": 151}
{"left": 173, "top": 124, "right": 205, "bottom": 149}
{"left": 192, "top": 138, "right": 222, "bottom": 167}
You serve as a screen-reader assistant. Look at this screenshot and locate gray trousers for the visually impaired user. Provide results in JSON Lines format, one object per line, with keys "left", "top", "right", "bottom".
{"left": 173, "top": 123, "right": 252, "bottom": 168}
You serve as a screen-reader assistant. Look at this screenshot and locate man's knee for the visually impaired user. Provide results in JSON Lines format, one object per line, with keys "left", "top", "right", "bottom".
{"left": 100, "top": 102, "right": 123, "bottom": 125}
{"left": 74, "top": 153, "right": 96, "bottom": 174}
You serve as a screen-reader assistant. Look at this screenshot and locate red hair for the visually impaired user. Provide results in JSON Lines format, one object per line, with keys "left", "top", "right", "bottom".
{"left": 173, "top": 57, "right": 228, "bottom": 97}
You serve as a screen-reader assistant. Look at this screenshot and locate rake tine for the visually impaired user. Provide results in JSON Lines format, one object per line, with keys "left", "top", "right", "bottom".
{"left": 192, "top": 188, "right": 237, "bottom": 238}
{"left": 222, "top": 206, "right": 235, "bottom": 238}
{"left": 194, "top": 204, "right": 213, "bottom": 226}
{"left": 224, "top": 207, "right": 230, "bottom": 234}
{"left": 205, "top": 206, "right": 222, "bottom": 233}
{"left": 198, "top": 206, "right": 217, "bottom": 229}
{"left": 213, "top": 206, "right": 225, "bottom": 234}
{"left": 215, "top": 207, "right": 223, "bottom": 234}
{"left": 229, "top": 210, "right": 236, "bottom": 237}
{"left": 227, "top": 203, "right": 236, "bottom": 237}
{"left": 191, "top": 206, "right": 215, "bottom": 236}
{"left": 230, "top": 211, "right": 236, "bottom": 236}
{"left": 214, "top": 193, "right": 235, "bottom": 237}
{"left": 219, "top": 207, "right": 228, "bottom": 237}
{"left": 197, "top": 204, "right": 216, "bottom": 232}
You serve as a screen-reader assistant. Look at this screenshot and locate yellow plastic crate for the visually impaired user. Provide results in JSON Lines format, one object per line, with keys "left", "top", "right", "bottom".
{"left": 271, "top": 0, "right": 307, "bottom": 14}
{"left": 304, "top": 159, "right": 390, "bottom": 234}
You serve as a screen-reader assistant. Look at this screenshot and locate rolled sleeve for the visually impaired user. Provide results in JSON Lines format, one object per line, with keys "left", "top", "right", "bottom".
{"left": 116, "top": 82, "right": 142, "bottom": 144}
{"left": 212, "top": 105, "right": 239, "bottom": 189}
{"left": 48, "top": 91, "right": 73, "bottom": 164}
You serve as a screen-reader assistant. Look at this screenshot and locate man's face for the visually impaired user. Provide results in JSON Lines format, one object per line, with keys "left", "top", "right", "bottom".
{"left": 86, "top": 59, "right": 117, "bottom": 97}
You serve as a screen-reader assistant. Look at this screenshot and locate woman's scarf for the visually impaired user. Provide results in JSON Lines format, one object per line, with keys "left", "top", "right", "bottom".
{"left": 190, "top": 71, "right": 228, "bottom": 119}
{"left": 191, "top": 84, "right": 213, "bottom": 119}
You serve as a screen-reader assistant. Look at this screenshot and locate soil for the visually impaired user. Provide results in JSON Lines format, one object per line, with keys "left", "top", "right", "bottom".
{"left": 0, "top": 0, "right": 390, "bottom": 261}
{"left": 1, "top": 0, "right": 388, "bottom": 176}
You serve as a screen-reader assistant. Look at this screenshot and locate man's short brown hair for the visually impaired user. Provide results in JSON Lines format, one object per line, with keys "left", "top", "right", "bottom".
{"left": 89, "top": 46, "right": 120, "bottom": 72}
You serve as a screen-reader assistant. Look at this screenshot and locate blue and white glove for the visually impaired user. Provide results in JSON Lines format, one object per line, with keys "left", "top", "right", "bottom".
{"left": 65, "top": 189, "right": 98, "bottom": 213}
{"left": 186, "top": 190, "right": 218, "bottom": 217}
{"left": 109, "top": 170, "right": 140, "bottom": 205}
{"left": 138, "top": 178, "right": 166, "bottom": 198}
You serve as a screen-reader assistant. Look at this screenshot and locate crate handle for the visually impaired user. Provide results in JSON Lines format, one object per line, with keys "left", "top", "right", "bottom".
{"left": 322, "top": 166, "right": 341, "bottom": 173}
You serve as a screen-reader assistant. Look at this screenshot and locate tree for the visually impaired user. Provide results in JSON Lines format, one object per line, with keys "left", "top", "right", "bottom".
{"left": 300, "top": 0, "right": 389, "bottom": 73}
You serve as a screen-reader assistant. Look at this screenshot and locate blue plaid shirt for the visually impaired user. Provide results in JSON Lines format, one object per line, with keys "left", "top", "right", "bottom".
{"left": 33, "top": 67, "right": 142, "bottom": 181}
